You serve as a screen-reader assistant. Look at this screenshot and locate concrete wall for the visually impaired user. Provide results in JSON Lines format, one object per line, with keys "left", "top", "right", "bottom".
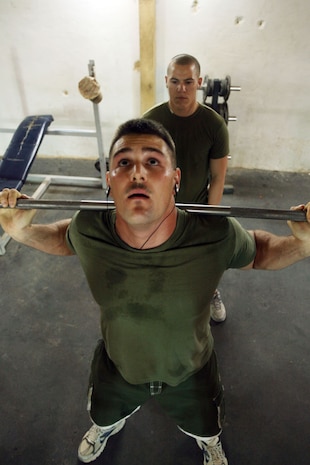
{"left": 0, "top": 0, "right": 309, "bottom": 172}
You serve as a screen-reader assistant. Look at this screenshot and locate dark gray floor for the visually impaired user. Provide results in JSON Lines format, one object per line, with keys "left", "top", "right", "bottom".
{"left": 1, "top": 159, "right": 310, "bottom": 465}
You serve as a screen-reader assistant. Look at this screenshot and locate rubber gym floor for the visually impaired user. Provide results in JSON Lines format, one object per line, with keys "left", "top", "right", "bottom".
{"left": 1, "top": 158, "right": 310, "bottom": 465}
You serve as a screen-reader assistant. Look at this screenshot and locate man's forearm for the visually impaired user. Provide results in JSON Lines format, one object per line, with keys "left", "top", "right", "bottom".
{"left": 208, "top": 157, "right": 228, "bottom": 205}
{"left": 9, "top": 219, "right": 74, "bottom": 256}
{"left": 253, "top": 230, "right": 310, "bottom": 270}
{"left": 208, "top": 177, "right": 226, "bottom": 205}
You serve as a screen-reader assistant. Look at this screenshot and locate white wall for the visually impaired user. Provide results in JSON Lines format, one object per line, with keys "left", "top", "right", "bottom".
{"left": 0, "top": 0, "right": 309, "bottom": 172}
{"left": 0, "top": 0, "right": 140, "bottom": 159}
{"left": 155, "top": 0, "right": 310, "bottom": 172}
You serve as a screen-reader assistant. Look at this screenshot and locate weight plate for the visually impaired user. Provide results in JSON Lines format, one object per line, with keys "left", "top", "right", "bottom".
{"left": 220, "top": 75, "right": 231, "bottom": 101}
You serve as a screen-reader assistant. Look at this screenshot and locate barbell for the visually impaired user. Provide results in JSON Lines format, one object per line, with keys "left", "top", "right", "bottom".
{"left": 1, "top": 198, "right": 307, "bottom": 222}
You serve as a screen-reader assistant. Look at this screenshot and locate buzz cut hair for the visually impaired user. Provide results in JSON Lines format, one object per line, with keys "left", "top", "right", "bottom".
{"left": 109, "top": 118, "right": 177, "bottom": 169}
{"left": 167, "top": 54, "right": 201, "bottom": 76}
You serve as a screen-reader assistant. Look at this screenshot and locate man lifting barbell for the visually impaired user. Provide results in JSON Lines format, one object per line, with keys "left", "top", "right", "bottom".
{"left": 1, "top": 118, "right": 310, "bottom": 465}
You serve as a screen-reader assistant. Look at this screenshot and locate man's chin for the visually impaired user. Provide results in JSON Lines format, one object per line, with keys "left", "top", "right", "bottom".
{"left": 174, "top": 99, "right": 188, "bottom": 106}
{"left": 123, "top": 209, "right": 151, "bottom": 225}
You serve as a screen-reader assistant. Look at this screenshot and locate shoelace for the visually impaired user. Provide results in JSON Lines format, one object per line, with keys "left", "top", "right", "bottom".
{"left": 212, "top": 293, "right": 223, "bottom": 310}
{"left": 85, "top": 425, "right": 103, "bottom": 444}
{"left": 203, "top": 442, "right": 226, "bottom": 464}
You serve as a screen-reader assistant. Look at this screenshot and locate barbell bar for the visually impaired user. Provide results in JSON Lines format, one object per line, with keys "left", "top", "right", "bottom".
{"left": 1, "top": 198, "right": 307, "bottom": 222}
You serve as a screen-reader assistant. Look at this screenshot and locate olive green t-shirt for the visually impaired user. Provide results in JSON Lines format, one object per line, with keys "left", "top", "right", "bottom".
{"left": 143, "top": 102, "right": 229, "bottom": 203}
{"left": 66, "top": 209, "right": 255, "bottom": 386}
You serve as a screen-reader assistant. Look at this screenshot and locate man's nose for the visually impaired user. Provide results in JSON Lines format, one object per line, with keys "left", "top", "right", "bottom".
{"left": 131, "top": 163, "right": 146, "bottom": 181}
{"left": 177, "top": 83, "right": 186, "bottom": 92}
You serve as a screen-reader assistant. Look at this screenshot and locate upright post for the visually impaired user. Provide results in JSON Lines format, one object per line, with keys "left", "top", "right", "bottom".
{"left": 88, "top": 60, "right": 106, "bottom": 189}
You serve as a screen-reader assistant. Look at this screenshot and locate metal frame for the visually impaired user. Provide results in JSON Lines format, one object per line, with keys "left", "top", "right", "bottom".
{"left": 0, "top": 60, "right": 106, "bottom": 254}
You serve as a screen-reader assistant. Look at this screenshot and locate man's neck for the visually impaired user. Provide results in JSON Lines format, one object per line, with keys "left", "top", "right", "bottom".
{"left": 168, "top": 100, "right": 199, "bottom": 117}
{"left": 115, "top": 206, "right": 177, "bottom": 250}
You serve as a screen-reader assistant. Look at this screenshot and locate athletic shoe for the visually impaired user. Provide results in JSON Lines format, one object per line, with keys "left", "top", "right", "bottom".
{"left": 78, "top": 420, "right": 126, "bottom": 463}
{"left": 210, "top": 289, "right": 226, "bottom": 323}
{"left": 197, "top": 438, "right": 228, "bottom": 465}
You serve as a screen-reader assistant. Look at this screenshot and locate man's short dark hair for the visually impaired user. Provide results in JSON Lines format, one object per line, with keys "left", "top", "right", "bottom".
{"left": 109, "top": 118, "right": 177, "bottom": 168}
{"left": 167, "top": 54, "right": 201, "bottom": 76}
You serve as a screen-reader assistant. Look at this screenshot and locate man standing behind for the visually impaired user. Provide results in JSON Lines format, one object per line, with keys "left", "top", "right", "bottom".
{"left": 143, "top": 54, "right": 229, "bottom": 322}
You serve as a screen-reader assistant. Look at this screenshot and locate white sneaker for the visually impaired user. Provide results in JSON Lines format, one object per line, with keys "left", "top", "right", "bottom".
{"left": 197, "top": 438, "right": 228, "bottom": 465}
{"left": 210, "top": 289, "right": 226, "bottom": 323}
{"left": 78, "top": 420, "right": 126, "bottom": 463}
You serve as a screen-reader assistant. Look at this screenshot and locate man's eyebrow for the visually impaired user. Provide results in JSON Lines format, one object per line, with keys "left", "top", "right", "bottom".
{"left": 112, "top": 147, "right": 131, "bottom": 158}
{"left": 112, "top": 146, "right": 165, "bottom": 158}
{"left": 141, "top": 146, "right": 165, "bottom": 156}
{"left": 170, "top": 77, "right": 194, "bottom": 81}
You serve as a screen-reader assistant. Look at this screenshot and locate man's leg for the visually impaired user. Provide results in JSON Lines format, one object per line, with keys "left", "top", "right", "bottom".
{"left": 78, "top": 340, "right": 147, "bottom": 463}
{"left": 157, "top": 351, "right": 228, "bottom": 464}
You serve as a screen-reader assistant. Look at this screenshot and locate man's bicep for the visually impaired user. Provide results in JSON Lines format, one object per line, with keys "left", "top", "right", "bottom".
{"left": 210, "top": 156, "right": 228, "bottom": 176}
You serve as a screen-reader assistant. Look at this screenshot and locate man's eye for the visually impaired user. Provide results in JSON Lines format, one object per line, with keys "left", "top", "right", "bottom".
{"left": 171, "top": 79, "right": 178, "bottom": 84}
{"left": 119, "top": 159, "right": 129, "bottom": 167}
{"left": 148, "top": 158, "right": 159, "bottom": 166}
{"left": 185, "top": 80, "right": 194, "bottom": 85}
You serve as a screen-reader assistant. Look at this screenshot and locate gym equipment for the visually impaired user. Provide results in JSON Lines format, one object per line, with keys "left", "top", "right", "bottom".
{"left": 201, "top": 75, "right": 241, "bottom": 102}
{"left": 200, "top": 75, "right": 241, "bottom": 125}
{"left": 0, "top": 60, "right": 106, "bottom": 188}
{"left": 78, "top": 75, "right": 102, "bottom": 104}
{"left": 0, "top": 61, "right": 106, "bottom": 254}
{"left": 0, "top": 115, "right": 53, "bottom": 191}
{"left": 84, "top": 60, "right": 107, "bottom": 178}
{"left": 199, "top": 74, "right": 240, "bottom": 195}
{"left": 3, "top": 198, "right": 307, "bottom": 222}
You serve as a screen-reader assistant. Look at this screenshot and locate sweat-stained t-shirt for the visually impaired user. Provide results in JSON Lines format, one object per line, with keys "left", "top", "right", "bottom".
{"left": 66, "top": 209, "right": 255, "bottom": 386}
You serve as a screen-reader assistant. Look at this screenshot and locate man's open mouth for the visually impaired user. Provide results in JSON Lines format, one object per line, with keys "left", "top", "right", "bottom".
{"left": 128, "top": 193, "right": 149, "bottom": 199}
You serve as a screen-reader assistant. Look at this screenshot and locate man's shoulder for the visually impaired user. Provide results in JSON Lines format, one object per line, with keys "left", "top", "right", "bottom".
{"left": 143, "top": 102, "right": 169, "bottom": 118}
{"left": 197, "top": 103, "right": 224, "bottom": 122}
{"left": 70, "top": 209, "right": 112, "bottom": 235}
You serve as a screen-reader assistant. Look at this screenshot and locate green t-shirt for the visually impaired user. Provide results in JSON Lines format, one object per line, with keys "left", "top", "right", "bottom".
{"left": 66, "top": 209, "right": 255, "bottom": 386}
{"left": 143, "top": 102, "right": 229, "bottom": 203}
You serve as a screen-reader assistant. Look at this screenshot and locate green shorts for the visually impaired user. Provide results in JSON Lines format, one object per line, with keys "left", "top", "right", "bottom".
{"left": 88, "top": 340, "right": 225, "bottom": 437}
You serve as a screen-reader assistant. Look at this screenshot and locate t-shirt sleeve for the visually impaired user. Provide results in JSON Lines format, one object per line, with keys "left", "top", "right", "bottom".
{"left": 227, "top": 218, "right": 256, "bottom": 268}
{"left": 65, "top": 212, "right": 79, "bottom": 254}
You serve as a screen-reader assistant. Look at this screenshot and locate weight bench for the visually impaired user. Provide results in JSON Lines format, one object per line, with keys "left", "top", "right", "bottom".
{"left": 0, "top": 114, "right": 53, "bottom": 191}
{"left": 0, "top": 114, "right": 53, "bottom": 255}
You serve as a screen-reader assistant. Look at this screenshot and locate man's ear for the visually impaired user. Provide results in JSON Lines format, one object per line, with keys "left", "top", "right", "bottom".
{"left": 174, "top": 167, "right": 181, "bottom": 186}
{"left": 106, "top": 171, "right": 110, "bottom": 186}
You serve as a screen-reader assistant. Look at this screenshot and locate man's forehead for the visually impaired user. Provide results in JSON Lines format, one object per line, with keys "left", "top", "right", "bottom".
{"left": 168, "top": 63, "right": 197, "bottom": 77}
{"left": 111, "top": 134, "right": 168, "bottom": 154}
